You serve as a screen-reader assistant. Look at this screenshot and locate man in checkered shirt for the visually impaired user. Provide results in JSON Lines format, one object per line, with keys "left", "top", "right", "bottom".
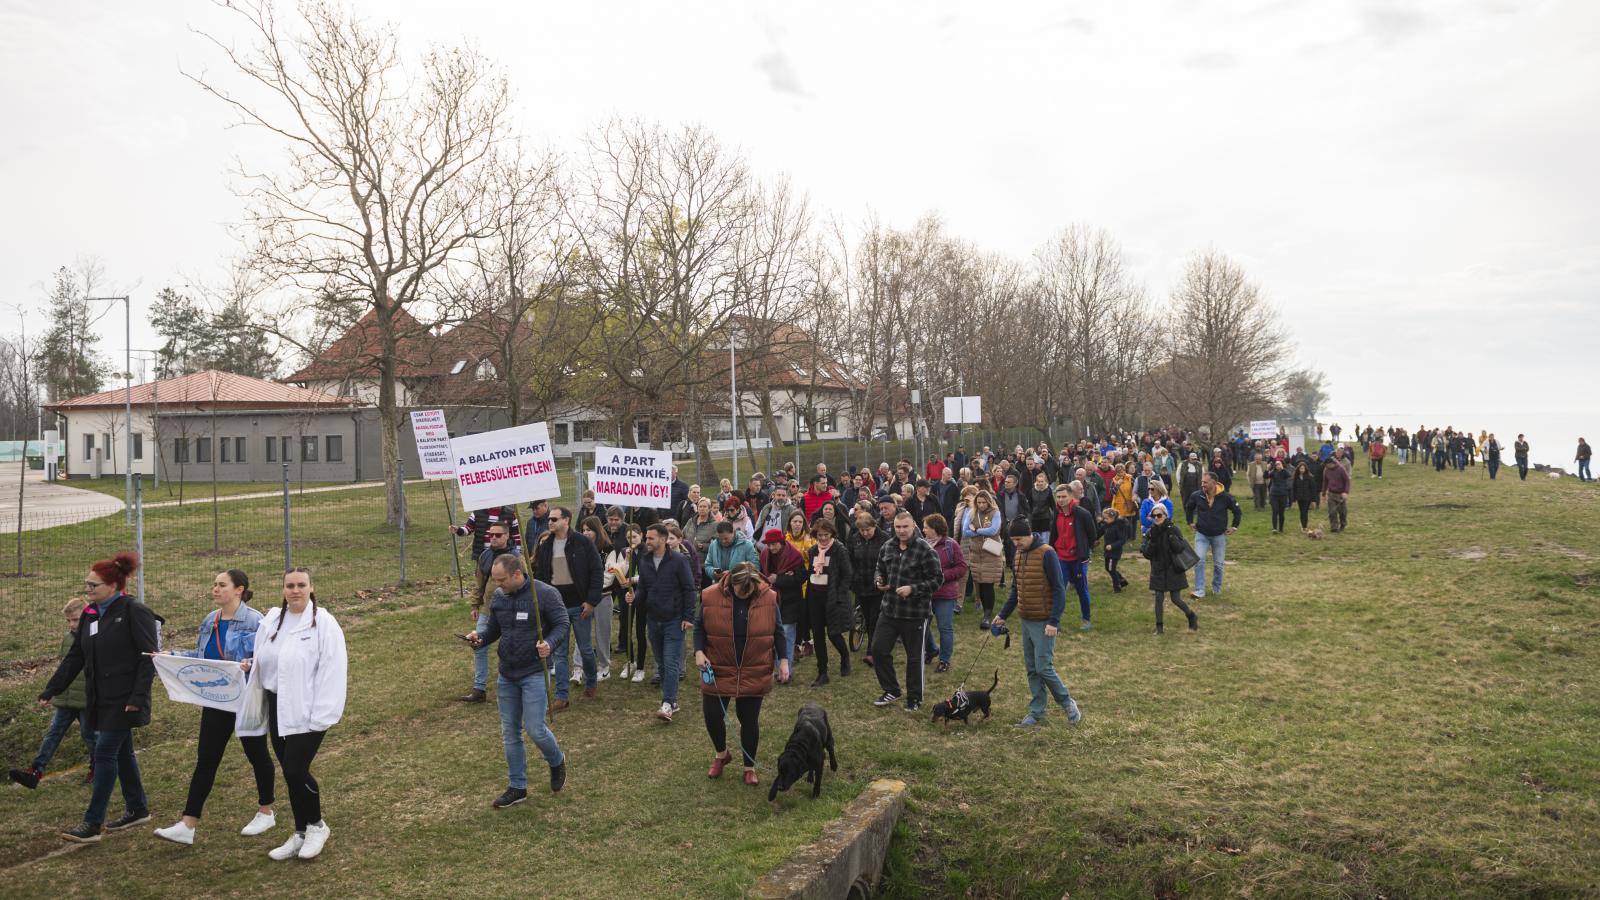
{"left": 869, "top": 511, "right": 944, "bottom": 712}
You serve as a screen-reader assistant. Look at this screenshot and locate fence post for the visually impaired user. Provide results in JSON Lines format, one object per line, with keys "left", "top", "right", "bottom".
{"left": 134, "top": 476, "right": 145, "bottom": 605}
{"left": 282, "top": 463, "right": 292, "bottom": 570}
{"left": 397, "top": 456, "right": 408, "bottom": 585}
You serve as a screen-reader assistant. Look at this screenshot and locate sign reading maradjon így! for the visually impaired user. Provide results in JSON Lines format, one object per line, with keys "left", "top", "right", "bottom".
{"left": 590, "top": 445, "right": 673, "bottom": 507}
{"left": 451, "top": 422, "right": 561, "bottom": 509}
{"left": 152, "top": 655, "right": 247, "bottom": 712}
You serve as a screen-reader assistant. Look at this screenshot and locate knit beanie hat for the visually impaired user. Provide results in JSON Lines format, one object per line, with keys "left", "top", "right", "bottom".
{"left": 1007, "top": 516, "right": 1032, "bottom": 538}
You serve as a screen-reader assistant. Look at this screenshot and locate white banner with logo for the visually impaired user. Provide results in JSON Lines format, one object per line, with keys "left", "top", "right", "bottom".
{"left": 590, "top": 445, "right": 673, "bottom": 507}
{"left": 452, "top": 421, "right": 561, "bottom": 509}
{"left": 409, "top": 409, "right": 455, "bottom": 480}
{"left": 152, "top": 655, "right": 248, "bottom": 713}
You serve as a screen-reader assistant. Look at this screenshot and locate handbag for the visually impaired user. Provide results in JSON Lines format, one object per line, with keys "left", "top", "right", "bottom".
{"left": 236, "top": 657, "right": 268, "bottom": 733}
{"left": 982, "top": 537, "right": 1004, "bottom": 556}
{"left": 1170, "top": 533, "right": 1199, "bottom": 573}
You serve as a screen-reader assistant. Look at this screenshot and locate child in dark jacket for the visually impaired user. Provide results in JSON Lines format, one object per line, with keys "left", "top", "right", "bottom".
{"left": 9, "top": 600, "right": 95, "bottom": 789}
{"left": 1099, "top": 509, "right": 1133, "bottom": 593}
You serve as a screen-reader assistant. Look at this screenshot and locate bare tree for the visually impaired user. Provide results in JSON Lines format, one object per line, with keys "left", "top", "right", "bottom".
{"left": 191, "top": 0, "right": 516, "bottom": 523}
{"left": 1148, "top": 251, "right": 1288, "bottom": 438}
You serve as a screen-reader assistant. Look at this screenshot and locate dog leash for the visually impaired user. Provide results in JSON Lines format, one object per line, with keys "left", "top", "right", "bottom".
{"left": 953, "top": 622, "right": 1009, "bottom": 692}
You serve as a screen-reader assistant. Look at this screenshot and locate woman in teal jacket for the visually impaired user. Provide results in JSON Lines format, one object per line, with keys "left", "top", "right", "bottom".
{"left": 154, "top": 569, "right": 277, "bottom": 846}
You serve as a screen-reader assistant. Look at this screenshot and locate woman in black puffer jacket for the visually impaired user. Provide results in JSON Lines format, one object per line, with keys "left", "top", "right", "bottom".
{"left": 1139, "top": 505, "right": 1197, "bottom": 635}
{"left": 845, "top": 513, "right": 889, "bottom": 667}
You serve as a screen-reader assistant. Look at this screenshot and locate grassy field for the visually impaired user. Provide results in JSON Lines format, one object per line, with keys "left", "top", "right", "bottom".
{"left": 54, "top": 475, "right": 345, "bottom": 502}
{"left": 1, "top": 454, "right": 1597, "bottom": 897}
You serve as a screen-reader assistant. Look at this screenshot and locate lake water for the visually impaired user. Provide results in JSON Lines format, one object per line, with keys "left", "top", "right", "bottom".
{"left": 1319, "top": 410, "right": 1598, "bottom": 471}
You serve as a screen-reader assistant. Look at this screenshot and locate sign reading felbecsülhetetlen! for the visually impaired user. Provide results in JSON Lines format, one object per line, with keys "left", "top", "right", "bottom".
{"left": 410, "top": 409, "right": 455, "bottom": 480}
{"left": 590, "top": 445, "right": 672, "bottom": 507}
{"left": 451, "top": 422, "right": 560, "bottom": 509}
{"left": 152, "top": 654, "right": 247, "bottom": 713}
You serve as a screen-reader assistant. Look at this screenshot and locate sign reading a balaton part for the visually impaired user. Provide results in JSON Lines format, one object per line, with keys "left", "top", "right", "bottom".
{"left": 451, "top": 422, "right": 560, "bottom": 510}
{"left": 589, "top": 445, "right": 673, "bottom": 507}
{"left": 152, "top": 655, "right": 247, "bottom": 712}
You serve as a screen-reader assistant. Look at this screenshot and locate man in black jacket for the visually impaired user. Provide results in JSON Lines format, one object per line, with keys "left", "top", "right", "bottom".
{"left": 637, "top": 524, "right": 696, "bottom": 721}
{"left": 467, "top": 555, "right": 569, "bottom": 805}
{"left": 1185, "top": 473, "right": 1242, "bottom": 600}
{"left": 904, "top": 481, "right": 937, "bottom": 529}
{"left": 870, "top": 512, "right": 943, "bottom": 713}
{"left": 532, "top": 507, "right": 604, "bottom": 709}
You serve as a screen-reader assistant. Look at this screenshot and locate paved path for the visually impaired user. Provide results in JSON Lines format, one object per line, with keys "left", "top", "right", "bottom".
{"left": 141, "top": 480, "right": 418, "bottom": 509}
{"left": 0, "top": 464, "right": 126, "bottom": 531}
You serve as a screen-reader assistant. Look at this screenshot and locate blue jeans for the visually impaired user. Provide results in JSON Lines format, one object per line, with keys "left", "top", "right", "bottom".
{"left": 1194, "top": 532, "right": 1226, "bottom": 595}
{"left": 1020, "top": 620, "right": 1074, "bottom": 719}
{"left": 1057, "top": 558, "right": 1093, "bottom": 622}
{"left": 86, "top": 728, "right": 146, "bottom": 826}
{"left": 554, "top": 606, "right": 597, "bottom": 699}
{"left": 32, "top": 706, "right": 94, "bottom": 772}
{"left": 924, "top": 599, "right": 956, "bottom": 664}
{"left": 647, "top": 618, "right": 685, "bottom": 706}
{"left": 497, "top": 673, "right": 564, "bottom": 789}
{"left": 473, "top": 613, "right": 491, "bottom": 691}
{"left": 1580, "top": 459, "right": 1593, "bottom": 481}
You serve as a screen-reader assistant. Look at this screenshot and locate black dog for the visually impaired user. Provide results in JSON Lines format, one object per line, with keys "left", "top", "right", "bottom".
{"left": 769, "top": 702, "right": 837, "bottom": 801}
{"left": 931, "top": 669, "right": 998, "bottom": 727}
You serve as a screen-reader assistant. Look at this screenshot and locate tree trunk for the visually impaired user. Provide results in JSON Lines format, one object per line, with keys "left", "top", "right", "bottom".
{"left": 377, "top": 298, "right": 407, "bottom": 526}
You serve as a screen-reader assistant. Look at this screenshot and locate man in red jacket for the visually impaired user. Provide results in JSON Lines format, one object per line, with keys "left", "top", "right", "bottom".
{"left": 1368, "top": 439, "right": 1386, "bottom": 479}
{"left": 802, "top": 475, "right": 832, "bottom": 521}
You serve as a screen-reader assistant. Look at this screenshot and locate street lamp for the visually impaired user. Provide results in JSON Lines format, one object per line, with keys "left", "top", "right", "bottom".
{"left": 86, "top": 295, "right": 132, "bottom": 523}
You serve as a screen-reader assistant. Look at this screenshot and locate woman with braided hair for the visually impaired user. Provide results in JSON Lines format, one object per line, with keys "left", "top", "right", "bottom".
{"left": 240, "top": 568, "right": 346, "bottom": 861}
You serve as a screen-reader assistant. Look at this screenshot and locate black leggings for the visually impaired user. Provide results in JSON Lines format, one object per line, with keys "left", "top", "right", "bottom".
{"left": 1270, "top": 494, "right": 1289, "bottom": 532}
{"left": 183, "top": 705, "right": 275, "bottom": 818}
{"left": 703, "top": 694, "right": 762, "bottom": 767}
{"left": 266, "top": 691, "right": 327, "bottom": 832}
{"left": 807, "top": 598, "right": 849, "bottom": 676}
{"left": 1296, "top": 498, "right": 1311, "bottom": 529}
{"left": 976, "top": 582, "right": 997, "bottom": 618}
{"left": 1153, "top": 590, "right": 1195, "bottom": 627}
{"left": 625, "top": 600, "right": 649, "bottom": 669}
{"left": 1102, "top": 550, "right": 1124, "bottom": 587}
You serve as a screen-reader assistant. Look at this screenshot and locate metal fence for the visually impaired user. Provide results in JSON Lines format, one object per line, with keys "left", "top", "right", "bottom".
{"left": 0, "top": 465, "right": 494, "bottom": 665}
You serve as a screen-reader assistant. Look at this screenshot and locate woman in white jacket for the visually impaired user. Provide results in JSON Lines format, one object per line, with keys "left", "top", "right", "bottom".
{"left": 241, "top": 567, "right": 346, "bottom": 861}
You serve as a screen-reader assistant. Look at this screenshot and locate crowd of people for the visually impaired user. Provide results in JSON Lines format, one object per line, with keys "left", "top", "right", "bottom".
{"left": 13, "top": 419, "right": 1589, "bottom": 848}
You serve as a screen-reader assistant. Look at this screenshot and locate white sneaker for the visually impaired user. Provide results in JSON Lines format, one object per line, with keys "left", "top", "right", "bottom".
{"left": 656, "top": 701, "right": 675, "bottom": 722}
{"left": 154, "top": 821, "right": 195, "bottom": 845}
{"left": 617, "top": 662, "right": 632, "bottom": 679}
{"left": 240, "top": 811, "right": 276, "bottom": 836}
{"left": 297, "top": 821, "right": 330, "bottom": 859}
{"left": 570, "top": 670, "right": 583, "bottom": 685}
{"left": 268, "top": 832, "right": 304, "bottom": 861}
{"left": 597, "top": 667, "right": 610, "bottom": 681}
{"left": 631, "top": 669, "right": 646, "bottom": 683}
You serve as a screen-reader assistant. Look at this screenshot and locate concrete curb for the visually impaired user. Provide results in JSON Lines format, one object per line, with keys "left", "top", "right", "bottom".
{"left": 751, "top": 778, "right": 907, "bottom": 899}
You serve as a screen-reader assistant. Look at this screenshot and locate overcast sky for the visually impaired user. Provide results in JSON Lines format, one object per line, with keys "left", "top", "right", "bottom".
{"left": 3, "top": 0, "right": 1596, "bottom": 420}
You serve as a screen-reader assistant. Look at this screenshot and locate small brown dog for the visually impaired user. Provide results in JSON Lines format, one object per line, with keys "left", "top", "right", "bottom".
{"left": 1305, "top": 528, "right": 1325, "bottom": 540}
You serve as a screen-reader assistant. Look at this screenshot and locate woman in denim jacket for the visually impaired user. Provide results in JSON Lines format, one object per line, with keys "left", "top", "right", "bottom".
{"left": 154, "top": 569, "right": 277, "bottom": 846}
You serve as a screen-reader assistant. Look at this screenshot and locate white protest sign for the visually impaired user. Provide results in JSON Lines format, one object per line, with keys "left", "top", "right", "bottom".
{"left": 152, "top": 655, "right": 247, "bottom": 713}
{"left": 943, "top": 396, "right": 982, "bottom": 425}
{"left": 1249, "top": 419, "right": 1279, "bottom": 440}
{"left": 43, "top": 430, "right": 61, "bottom": 460}
{"left": 452, "top": 421, "right": 560, "bottom": 509}
{"left": 409, "top": 409, "right": 455, "bottom": 480}
{"left": 590, "top": 445, "right": 673, "bottom": 507}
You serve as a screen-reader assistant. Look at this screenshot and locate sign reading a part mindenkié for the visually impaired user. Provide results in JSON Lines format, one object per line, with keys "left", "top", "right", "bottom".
{"left": 451, "top": 421, "right": 560, "bottom": 509}
{"left": 590, "top": 445, "right": 672, "bottom": 507}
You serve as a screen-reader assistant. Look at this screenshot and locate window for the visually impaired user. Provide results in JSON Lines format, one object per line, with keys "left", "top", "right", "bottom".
{"left": 281, "top": 436, "right": 292, "bottom": 462}
{"left": 221, "top": 438, "right": 231, "bottom": 463}
{"left": 132, "top": 433, "right": 143, "bottom": 461}
{"left": 554, "top": 423, "right": 569, "bottom": 445}
{"left": 818, "top": 409, "right": 838, "bottom": 434}
{"left": 301, "top": 436, "right": 319, "bottom": 462}
{"left": 475, "top": 359, "right": 496, "bottom": 381}
{"left": 266, "top": 436, "right": 277, "bottom": 462}
{"left": 449, "top": 358, "right": 467, "bottom": 376}
{"left": 235, "top": 437, "right": 246, "bottom": 463}
{"left": 173, "top": 438, "right": 190, "bottom": 464}
{"left": 83, "top": 434, "right": 94, "bottom": 461}
{"left": 196, "top": 437, "right": 211, "bottom": 463}
{"left": 326, "top": 435, "right": 343, "bottom": 462}
{"left": 573, "top": 421, "right": 601, "bottom": 443}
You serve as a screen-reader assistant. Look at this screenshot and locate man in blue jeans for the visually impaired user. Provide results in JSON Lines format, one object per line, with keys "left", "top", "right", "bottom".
{"left": 990, "top": 516, "right": 1082, "bottom": 728}
{"left": 638, "top": 523, "right": 696, "bottom": 722}
{"left": 532, "top": 506, "right": 604, "bottom": 711}
{"left": 1185, "top": 473, "right": 1242, "bottom": 599}
{"left": 1045, "top": 482, "right": 1098, "bottom": 631}
{"left": 462, "top": 524, "right": 516, "bottom": 703}
{"left": 468, "top": 554, "right": 569, "bottom": 807}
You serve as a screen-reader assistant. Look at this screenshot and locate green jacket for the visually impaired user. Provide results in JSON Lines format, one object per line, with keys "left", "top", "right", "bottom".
{"left": 51, "top": 630, "right": 87, "bottom": 710}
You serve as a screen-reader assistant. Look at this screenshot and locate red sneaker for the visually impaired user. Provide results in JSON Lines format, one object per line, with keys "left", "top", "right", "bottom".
{"left": 743, "top": 768, "right": 759, "bottom": 786}
{"left": 708, "top": 753, "right": 731, "bottom": 779}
